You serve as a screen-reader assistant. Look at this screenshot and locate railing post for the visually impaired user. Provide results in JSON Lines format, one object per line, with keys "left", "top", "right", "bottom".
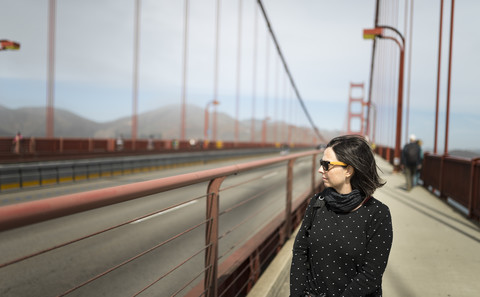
{"left": 247, "top": 252, "right": 260, "bottom": 291}
{"left": 439, "top": 155, "right": 445, "bottom": 198}
{"left": 468, "top": 158, "right": 480, "bottom": 218}
{"left": 285, "top": 159, "right": 295, "bottom": 240}
{"left": 311, "top": 154, "right": 318, "bottom": 193}
{"left": 205, "top": 176, "right": 225, "bottom": 297}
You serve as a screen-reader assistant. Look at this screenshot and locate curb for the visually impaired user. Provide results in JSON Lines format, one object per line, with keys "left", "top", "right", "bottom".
{"left": 247, "top": 226, "right": 299, "bottom": 297}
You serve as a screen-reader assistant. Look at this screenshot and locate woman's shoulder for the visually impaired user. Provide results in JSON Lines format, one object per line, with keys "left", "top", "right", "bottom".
{"left": 364, "top": 196, "right": 391, "bottom": 216}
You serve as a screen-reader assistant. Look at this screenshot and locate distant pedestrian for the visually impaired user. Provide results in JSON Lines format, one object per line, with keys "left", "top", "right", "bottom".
{"left": 414, "top": 139, "right": 423, "bottom": 186}
{"left": 12, "top": 131, "right": 23, "bottom": 154}
{"left": 116, "top": 135, "right": 124, "bottom": 151}
{"left": 147, "top": 135, "right": 154, "bottom": 150}
{"left": 401, "top": 134, "right": 422, "bottom": 191}
{"left": 290, "top": 135, "right": 393, "bottom": 297}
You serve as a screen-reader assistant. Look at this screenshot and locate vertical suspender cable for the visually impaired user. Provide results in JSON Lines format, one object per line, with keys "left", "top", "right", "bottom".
{"left": 181, "top": 0, "right": 190, "bottom": 141}
{"left": 274, "top": 56, "right": 279, "bottom": 143}
{"left": 287, "top": 88, "right": 293, "bottom": 145}
{"left": 403, "top": 0, "right": 409, "bottom": 144}
{"left": 404, "top": 0, "right": 414, "bottom": 144}
{"left": 131, "top": 0, "right": 141, "bottom": 146}
{"left": 403, "top": 0, "right": 410, "bottom": 143}
{"left": 390, "top": 1, "right": 398, "bottom": 149}
{"left": 46, "top": 0, "right": 56, "bottom": 138}
{"left": 282, "top": 70, "right": 287, "bottom": 143}
{"left": 366, "top": 0, "right": 380, "bottom": 142}
{"left": 393, "top": 0, "right": 399, "bottom": 149}
{"left": 264, "top": 30, "right": 270, "bottom": 144}
{"left": 212, "top": 0, "right": 221, "bottom": 141}
{"left": 251, "top": 3, "right": 258, "bottom": 142}
{"left": 235, "top": 0, "right": 243, "bottom": 143}
{"left": 379, "top": 31, "right": 386, "bottom": 145}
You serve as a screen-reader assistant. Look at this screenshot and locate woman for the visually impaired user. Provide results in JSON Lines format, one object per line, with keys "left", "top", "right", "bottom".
{"left": 290, "top": 135, "right": 393, "bottom": 297}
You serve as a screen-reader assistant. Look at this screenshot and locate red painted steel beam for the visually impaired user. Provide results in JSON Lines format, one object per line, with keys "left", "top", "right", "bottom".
{"left": 468, "top": 158, "right": 480, "bottom": 219}
{"left": 0, "top": 150, "right": 320, "bottom": 231}
{"left": 284, "top": 159, "right": 294, "bottom": 241}
{"left": 205, "top": 177, "right": 225, "bottom": 297}
{"left": 444, "top": 0, "right": 455, "bottom": 155}
{"left": 434, "top": 0, "right": 445, "bottom": 154}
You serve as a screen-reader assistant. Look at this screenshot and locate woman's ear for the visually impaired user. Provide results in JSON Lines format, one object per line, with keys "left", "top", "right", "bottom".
{"left": 345, "top": 165, "right": 354, "bottom": 178}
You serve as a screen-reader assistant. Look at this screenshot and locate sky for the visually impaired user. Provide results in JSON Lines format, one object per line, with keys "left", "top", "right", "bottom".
{"left": 0, "top": 0, "right": 479, "bottom": 152}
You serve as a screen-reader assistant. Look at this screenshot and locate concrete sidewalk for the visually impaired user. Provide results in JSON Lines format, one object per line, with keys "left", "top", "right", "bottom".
{"left": 248, "top": 156, "right": 480, "bottom": 297}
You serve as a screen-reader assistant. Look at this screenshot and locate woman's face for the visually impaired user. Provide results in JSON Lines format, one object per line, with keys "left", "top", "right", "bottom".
{"left": 319, "top": 147, "right": 352, "bottom": 194}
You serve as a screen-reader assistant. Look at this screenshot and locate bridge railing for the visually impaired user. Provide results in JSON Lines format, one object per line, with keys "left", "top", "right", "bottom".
{"left": 422, "top": 153, "right": 480, "bottom": 220}
{"left": 0, "top": 150, "right": 323, "bottom": 297}
{"left": 0, "top": 137, "right": 312, "bottom": 163}
{"left": 375, "top": 145, "right": 480, "bottom": 221}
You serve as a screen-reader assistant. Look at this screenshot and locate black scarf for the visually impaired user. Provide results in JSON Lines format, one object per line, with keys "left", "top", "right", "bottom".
{"left": 320, "top": 187, "right": 366, "bottom": 213}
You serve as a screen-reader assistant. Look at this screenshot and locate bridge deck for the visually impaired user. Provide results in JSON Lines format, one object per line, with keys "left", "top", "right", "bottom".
{"left": 248, "top": 155, "right": 480, "bottom": 297}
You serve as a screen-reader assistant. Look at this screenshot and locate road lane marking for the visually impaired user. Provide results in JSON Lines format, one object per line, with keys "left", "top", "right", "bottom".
{"left": 262, "top": 171, "right": 278, "bottom": 179}
{"left": 130, "top": 200, "right": 198, "bottom": 224}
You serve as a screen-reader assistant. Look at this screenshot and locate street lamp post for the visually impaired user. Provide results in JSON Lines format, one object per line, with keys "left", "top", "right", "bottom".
{"left": 261, "top": 116, "right": 270, "bottom": 146}
{"left": 363, "top": 26, "right": 405, "bottom": 172}
{"left": 369, "top": 102, "right": 377, "bottom": 145}
{"left": 204, "top": 100, "right": 220, "bottom": 147}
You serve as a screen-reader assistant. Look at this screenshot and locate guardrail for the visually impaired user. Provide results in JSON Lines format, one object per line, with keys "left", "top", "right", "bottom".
{"left": 0, "top": 150, "right": 323, "bottom": 296}
{"left": 375, "top": 145, "right": 480, "bottom": 221}
{"left": 0, "top": 148, "right": 290, "bottom": 192}
{"left": 421, "top": 153, "right": 480, "bottom": 220}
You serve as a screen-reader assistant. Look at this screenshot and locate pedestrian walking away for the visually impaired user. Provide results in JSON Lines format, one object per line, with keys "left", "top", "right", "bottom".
{"left": 290, "top": 135, "right": 393, "bottom": 297}
{"left": 401, "top": 134, "right": 422, "bottom": 191}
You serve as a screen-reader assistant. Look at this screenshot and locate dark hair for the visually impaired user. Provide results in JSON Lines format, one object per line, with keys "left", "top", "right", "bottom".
{"left": 326, "top": 135, "right": 385, "bottom": 197}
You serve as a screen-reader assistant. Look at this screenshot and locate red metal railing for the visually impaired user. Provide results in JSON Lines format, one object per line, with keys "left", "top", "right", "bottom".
{"left": 0, "top": 150, "right": 322, "bottom": 297}
{"left": 421, "top": 153, "right": 480, "bottom": 220}
{"left": 375, "top": 145, "right": 480, "bottom": 221}
{"left": 0, "top": 137, "right": 312, "bottom": 163}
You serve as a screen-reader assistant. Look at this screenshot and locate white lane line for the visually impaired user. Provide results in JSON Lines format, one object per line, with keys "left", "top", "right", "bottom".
{"left": 262, "top": 171, "right": 278, "bottom": 179}
{"left": 130, "top": 200, "right": 198, "bottom": 224}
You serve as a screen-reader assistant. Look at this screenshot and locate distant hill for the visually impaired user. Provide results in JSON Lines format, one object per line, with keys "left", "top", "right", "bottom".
{"left": 2, "top": 104, "right": 479, "bottom": 158}
{"left": 0, "top": 105, "right": 103, "bottom": 138}
{"left": 0, "top": 104, "right": 339, "bottom": 143}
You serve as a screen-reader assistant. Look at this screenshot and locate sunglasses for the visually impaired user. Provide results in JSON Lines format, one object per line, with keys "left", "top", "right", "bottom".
{"left": 319, "top": 159, "right": 348, "bottom": 171}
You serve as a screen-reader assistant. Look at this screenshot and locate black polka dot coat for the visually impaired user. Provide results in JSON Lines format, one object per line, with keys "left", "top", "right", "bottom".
{"left": 290, "top": 194, "right": 393, "bottom": 297}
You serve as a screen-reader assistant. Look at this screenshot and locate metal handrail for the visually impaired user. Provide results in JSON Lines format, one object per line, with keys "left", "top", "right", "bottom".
{"left": 0, "top": 150, "right": 322, "bottom": 297}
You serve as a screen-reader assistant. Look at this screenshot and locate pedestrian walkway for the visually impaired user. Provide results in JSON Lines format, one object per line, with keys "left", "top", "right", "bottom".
{"left": 248, "top": 155, "right": 480, "bottom": 297}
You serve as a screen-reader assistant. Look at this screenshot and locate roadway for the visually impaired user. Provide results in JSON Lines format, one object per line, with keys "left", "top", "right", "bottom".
{"left": 0, "top": 152, "right": 318, "bottom": 296}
